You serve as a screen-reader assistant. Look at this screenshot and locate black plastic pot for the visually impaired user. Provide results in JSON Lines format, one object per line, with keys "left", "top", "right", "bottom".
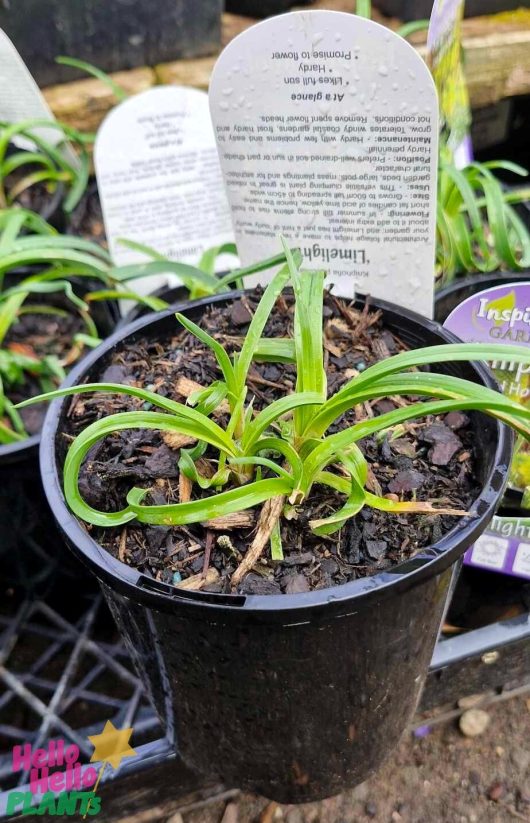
{"left": 40, "top": 292, "right": 511, "bottom": 802}
{"left": 0, "top": 0, "right": 222, "bottom": 88}
{"left": 0, "top": 442, "right": 63, "bottom": 593}
{"left": 0, "top": 284, "right": 118, "bottom": 594}
{"left": 226, "top": 0, "right": 308, "bottom": 16}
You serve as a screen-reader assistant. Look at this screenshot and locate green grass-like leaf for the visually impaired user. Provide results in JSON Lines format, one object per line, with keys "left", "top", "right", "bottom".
{"left": 0, "top": 117, "right": 91, "bottom": 210}
{"left": 437, "top": 156, "right": 530, "bottom": 284}
{"left": 283, "top": 237, "right": 326, "bottom": 437}
{"left": 56, "top": 56, "right": 129, "bottom": 102}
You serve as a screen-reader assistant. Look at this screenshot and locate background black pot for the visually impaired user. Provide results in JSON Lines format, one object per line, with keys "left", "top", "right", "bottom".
{"left": 37, "top": 182, "right": 67, "bottom": 231}
{"left": 67, "top": 179, "right": 105, "bottom": 246}
{"left": 0, "top": 283, "right": 117, "bottom": 595}
{"left": 40, "top": 291, "right": 511, "bottom": 802}
{"left": 434, "top": 272, "right": 530, "bottom": 325}
{"left": 372, "top": 0, "right": 525, "bottom": 21}
{"left": 2, "top": 269, "right": 121, "bottom": 336}
{"left": 4, "top": 144, "right": 67, "bottom": 231}
{"left": 226, "top": 0, "right": 309, "bottom": 16}
{"left": 0, "top": 0, "right": 222, "bottom": 88}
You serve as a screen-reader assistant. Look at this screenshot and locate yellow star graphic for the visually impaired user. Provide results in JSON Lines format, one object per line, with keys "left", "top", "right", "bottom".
{"left": 88, "top": 721, "right": 137, "bottom": 771}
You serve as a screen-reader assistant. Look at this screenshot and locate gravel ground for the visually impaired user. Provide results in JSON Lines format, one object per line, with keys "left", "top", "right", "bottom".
{"left": 170, "top": 694, "right": 530, "bottom": 823}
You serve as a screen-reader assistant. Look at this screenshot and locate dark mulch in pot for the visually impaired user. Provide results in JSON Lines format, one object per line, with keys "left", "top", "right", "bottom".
{"left": 4, "top": 311, "right": 86, "bottom": 436}
{"left": 62, "top": 289, "right": 480, "bottom": 595}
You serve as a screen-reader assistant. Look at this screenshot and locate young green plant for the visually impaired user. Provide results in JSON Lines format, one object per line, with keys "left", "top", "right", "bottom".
{"left": 0, "top": 211, "right": 108, "bottom": 443}
{"left": 0, "top": 208, "right": 129, "bottom": 442}
{"left": 18, "top": 239, "right": 530, "bottom": 584}
{"left": 0, "top": 55, "right": 136, "bottom": 216}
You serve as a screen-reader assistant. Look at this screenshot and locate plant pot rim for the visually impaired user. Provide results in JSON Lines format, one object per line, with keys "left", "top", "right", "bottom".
{"left": 114, "top": 271, "right": 231, "bottom": 333}
{"left": 0, "top": 431, "right": 40, "bottom": 468}
{"left": 38, "top": 181, "right": 65, "bottom": 225}
{"left": 435, "top": 271, "right": 530, "bottom": 303}
{"left": 40, "top": 289, "right": 512, "bottom": 617}
{"left": 115, "top": 283, "right": 189, "bottom": 332}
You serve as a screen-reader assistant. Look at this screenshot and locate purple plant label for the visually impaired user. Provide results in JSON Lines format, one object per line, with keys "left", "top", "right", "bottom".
{"left": 209, "top": 10, "right": 438, "bottom": 318}
{"left": 466, "top": 518, "right": 530, "bottom": 581}
{"left": 444, "top": 281, "right": 530, "bottom": 580}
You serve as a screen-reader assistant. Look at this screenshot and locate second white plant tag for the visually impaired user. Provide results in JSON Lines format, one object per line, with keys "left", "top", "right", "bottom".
{"left": 95, "top": 85, "right": 235, "bottom": 290}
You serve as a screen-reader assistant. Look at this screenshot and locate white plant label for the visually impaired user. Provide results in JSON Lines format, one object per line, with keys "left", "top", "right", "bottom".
{"left": 210, "top": 11, "right": 438, "bottom": 317}
{"left": 0, "top": 28, "right": 68, "bottom": 152}
{"left": 95, "top": 85, "right": 235, "bottom": 290}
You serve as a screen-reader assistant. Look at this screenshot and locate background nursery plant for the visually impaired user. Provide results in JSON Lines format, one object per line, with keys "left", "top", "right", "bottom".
{"left": 0, "top": 209, "right": 171, "bottom": 442}
{"left": 436, "top": 154, "right": 530, "bottom": 287}
{"left": 21, "top": 240, "right": 530, "bottom": 591}
{"left": 0, "top": 117, "right": 92, "bottom": 215}
{"left": 0, "top": 209, "right": 112, "bottom": 443}
{"left": 0, "top": 211, "right": 292, "bottom": 444}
